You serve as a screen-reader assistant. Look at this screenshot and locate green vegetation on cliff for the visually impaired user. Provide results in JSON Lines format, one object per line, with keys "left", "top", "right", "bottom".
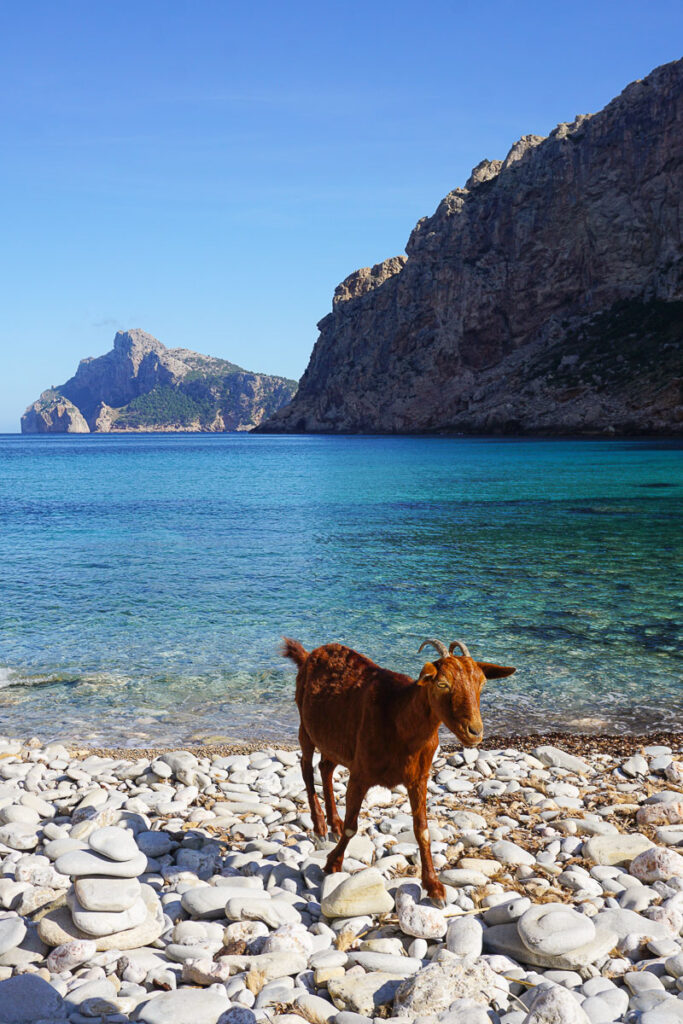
{"left": 114, "top": 386, "right": 217, "bottom": 429}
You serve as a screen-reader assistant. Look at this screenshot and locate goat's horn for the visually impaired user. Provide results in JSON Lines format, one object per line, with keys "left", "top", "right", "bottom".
{"left": 449, "top": 640, "right": 471, "bottom": 658}
{"left": 418, "top": 639, "right": 449, "bottom": 659}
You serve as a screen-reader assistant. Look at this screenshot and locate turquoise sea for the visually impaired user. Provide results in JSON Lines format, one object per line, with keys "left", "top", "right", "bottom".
{"left": 0, "top": 434, "right": 681, "bottom": 747}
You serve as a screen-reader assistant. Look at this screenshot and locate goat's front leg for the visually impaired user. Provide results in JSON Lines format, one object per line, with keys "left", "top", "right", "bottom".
{"left": 407, "top": 775, "right": 446, "bottom": 905}
{"left": 320, "top": 759, "right": 343, "bottom": 839}
{"left": 325, "top": 773, "right": 367, "bottom": 874}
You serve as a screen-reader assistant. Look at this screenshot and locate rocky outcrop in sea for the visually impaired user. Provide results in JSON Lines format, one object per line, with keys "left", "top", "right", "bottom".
{"left": 260, "top": 59, "right": 683, "bottom": 436}
{"left": 21, "top": 330, "right": 297, "bottom": 433}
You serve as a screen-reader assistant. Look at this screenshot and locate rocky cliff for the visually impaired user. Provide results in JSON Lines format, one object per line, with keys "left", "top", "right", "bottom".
{"left": 260, "top": 60, "right": 683, "bottom": 435}
{"left": 21, "top": 330, "right": 297, "bottom": 433}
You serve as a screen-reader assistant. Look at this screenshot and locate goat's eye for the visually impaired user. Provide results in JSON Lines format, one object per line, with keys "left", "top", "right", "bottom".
{"left": 435, "top": 679, "right": 449, "bottom": 690}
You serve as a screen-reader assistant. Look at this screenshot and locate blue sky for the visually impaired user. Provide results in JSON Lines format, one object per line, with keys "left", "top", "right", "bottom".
{"left": 1, "top": 1, "right": 681, "bottom": 432}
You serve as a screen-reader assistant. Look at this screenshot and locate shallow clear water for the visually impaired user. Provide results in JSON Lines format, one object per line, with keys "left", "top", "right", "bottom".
{"left": 0, "top": 433, "right": 681, "bottom": 746}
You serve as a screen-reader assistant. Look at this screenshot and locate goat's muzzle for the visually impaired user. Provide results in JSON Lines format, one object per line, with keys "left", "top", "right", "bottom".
{"left": 464, "top": 722, "right": 484, "bottom": 744}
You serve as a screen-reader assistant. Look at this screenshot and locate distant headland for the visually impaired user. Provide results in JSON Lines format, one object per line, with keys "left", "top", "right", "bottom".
{"left": 21, "top": 329, "right": 297, "bottom": 433}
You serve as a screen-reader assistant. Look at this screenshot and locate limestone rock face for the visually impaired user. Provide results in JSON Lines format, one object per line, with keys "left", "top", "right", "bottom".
{"left": 21, "top": 393, "right": 90, "bottom": 433}
{"left": 260, "top": 59, "right": 683, "bottom": 436}
{"left": 21, "top": 329, "right": 297, "bottom": 433}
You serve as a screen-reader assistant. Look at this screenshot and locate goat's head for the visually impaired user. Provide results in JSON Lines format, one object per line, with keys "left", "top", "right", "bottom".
{"left": 416, "top": 638, "right": 515, "bottom": 747}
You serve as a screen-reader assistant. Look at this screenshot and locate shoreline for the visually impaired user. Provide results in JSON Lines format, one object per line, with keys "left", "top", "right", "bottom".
{"left": 9, "top": 430, "right": 683, "bottom": 439}
{"left": 69, "top": 729, "right": 683, "bottom": 761}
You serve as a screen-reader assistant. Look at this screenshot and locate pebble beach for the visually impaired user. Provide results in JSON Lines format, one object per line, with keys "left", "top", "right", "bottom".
{"left": 0, "top": 734, "right": 681, "bottom": 1024}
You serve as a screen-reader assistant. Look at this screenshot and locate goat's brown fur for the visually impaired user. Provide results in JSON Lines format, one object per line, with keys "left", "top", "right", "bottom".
{"left": 283, "top": 637, "right": 515, "bottom": 902}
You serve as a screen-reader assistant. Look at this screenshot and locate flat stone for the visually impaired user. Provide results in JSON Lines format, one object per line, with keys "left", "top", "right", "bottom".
{"left": 0, "top": 805, "right": 40, "bottom": 826}
{"left": 518, "top": 903, "right": 596, "bottom": 956}
{"left": 137, "top": 986, "right": 230, "bottom": 1024}
{"left": 55, "top": 848, "right": 147, "bottom": 878}
{"left": 0, "top": 922, "right": 47, "bottom": 967}
{"left": 656, "top": 825, "right": 683, "bottom": 846}
{"left": 583, "top": 833, "right": 654, "bottom": 867}
{"left": 636, "top": 801, "right": 683, "bottom": 827}
{"left": 44, "top": 837, "right": 87, "bottom": 860}
{"left": 345, "top": 834, "right": 375, "bottom": 864}
{"left": 257, "top": 980, "right": 298, "bottom": 1009}
{"left": 630, "top": 846, "right": 683, "bottom": 882}
{"left": 165, "top": 940, "right": 224, "bottom": 964}
{"left": 439, "top": 999, "right": 490, "bottom": 1024}
{"left": 0, "top": 974, "right": 66, "bottom": 1021}
{"left": 523, "top": 983, "right": 590, "bottom": 1024}
{"left": 74, "top": 875, "right": 142, "bottom": 912}
{"left": 182, "top": 958, "right": 233, "bottom": 985}
{"left": 157, "top": 750, "right": 200, "bottom": 774}
{"left": 327, "top": 973, "right": 404, "bottom": 1016}
{"left": 394, "top": 958, "right": 499, "bottom": 1015}
{"left": 533, "top": 746, "right": 592, "bottom": 775}
{"left": 449, "top": 810, "right": 487, "bottom": 830}
{"left": 0, "top": 917, "right": 26, "bottom": 956}
{"left": 483, "top": 896, "right": 531, "bottom": 926}
{"left": 458, "top": 858, "right": 502, "bottom": 876}
{"left": 0, "top": 824, "right": 39, "bottom": 851}
{"left": 395, "top": 884, "right": 446, "bottom": 939}
{"left": 245, "top": 951, "right": 307, "bottom": 982}
{"left": 557, "top": 818, "right": 617, "bottom": 837}
{"left": 595, "top": 907, "right": 672, "bottom": 943}
{"left": 181, "top": 885, "right": 253, "bottom": 919}
{"left": 446, "top": 917, "right": 483, "bottom": 957}
{"left": 440, "top": 868, "right": 490, "bottom": 887}
{"left": 641, "top": 1001, "right": 683, "bottom": 1023}
{"left": 225, "top": 896, "right": 301, "bottom": 927}
{"left": 321, "top": 868, "right": 394, "bottom": 918}
{"left": 47, "top": 938, "right": 98, "bottom": 972}
{"left": 262, "top": 922, "right": 314, "bottom": 956}
{"left": 348, "top": 951, "right": 422, "bottom": 976}
{"left": 137, "top": 830, "right": 174, "bottom": 857}
{"left": 66, "top": 977, "right": 118, "bottom": 1010}
{"left": 88, "top": 825, "right": 139, "bottom": 862}
{"left": 483, "top": 922, "right": 618, "bottom": 968}
{"left": 294, "top": 992, "right": 338, "bottom": 1024}
{"left": 491, "top": 840, "right": 535, "bottom": 865}
{"left": 68, "top": 888, "right": 148, "bottom": 936}
{"left": 38, "top": 883, "right": 163, "bottom": 950}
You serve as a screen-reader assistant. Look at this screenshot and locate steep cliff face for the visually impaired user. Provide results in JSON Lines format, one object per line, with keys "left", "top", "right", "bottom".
{"left": 22, "top": 330, "right": 297, "bottom": 433}
{"left": 20, "top": 392, "right": 90, "bottom": 434}
{"left": 261, "top": 60, "right": 683, "bottom": 435}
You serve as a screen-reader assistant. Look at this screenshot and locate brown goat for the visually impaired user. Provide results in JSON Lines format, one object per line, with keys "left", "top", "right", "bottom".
{"left": 283, "top": 637, "right": 515, "bottom": 903}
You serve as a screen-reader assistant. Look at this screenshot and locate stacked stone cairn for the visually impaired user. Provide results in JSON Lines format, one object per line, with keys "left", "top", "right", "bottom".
{"left": 39, "top": 826, "right": 164, "bottom": 952}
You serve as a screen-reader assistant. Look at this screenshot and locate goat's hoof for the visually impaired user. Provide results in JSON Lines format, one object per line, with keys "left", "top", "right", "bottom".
{"left": 432, "top": 897, "right": 447, "bottom": 909}
{"left": 313, "top": 835, "right": 328, "bottom": 850}
{"left": 425, "top": 882, "right": 447, "bottom": 906}
{"left": 329, "top": 831, "right": 341, "bottom": 843}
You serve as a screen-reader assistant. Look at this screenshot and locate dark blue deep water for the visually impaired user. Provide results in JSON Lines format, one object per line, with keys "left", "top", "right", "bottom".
{"left": 0, "top": 434, "right": 681, "bottom": 746}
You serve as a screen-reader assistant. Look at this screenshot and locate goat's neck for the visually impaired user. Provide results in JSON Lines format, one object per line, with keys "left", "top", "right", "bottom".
{"left": 395, "top": 683, "right": 440, "bottom": 753}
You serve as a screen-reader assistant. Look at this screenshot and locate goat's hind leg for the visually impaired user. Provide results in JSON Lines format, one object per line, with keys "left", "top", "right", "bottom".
{"left": 299, "top": 727, "right": 326, "bottom": 837}
{"left": 325, "top": 773, "right": 367, "bottom": 874}
{"left": 320, "top": 759, "right": 343, "bottom": 839}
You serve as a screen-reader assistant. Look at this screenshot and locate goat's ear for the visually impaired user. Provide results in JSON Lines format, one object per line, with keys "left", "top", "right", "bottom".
{"left": 417, "top": 662, "right": 438, "bottom": 686}
{"left": 477, "top": 662, "right": 516, "bottom": 680}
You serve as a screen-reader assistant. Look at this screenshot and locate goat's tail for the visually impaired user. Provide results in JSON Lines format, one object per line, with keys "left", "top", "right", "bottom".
{"left": 281, "top": 636, "right": 308, "bottom": 668}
